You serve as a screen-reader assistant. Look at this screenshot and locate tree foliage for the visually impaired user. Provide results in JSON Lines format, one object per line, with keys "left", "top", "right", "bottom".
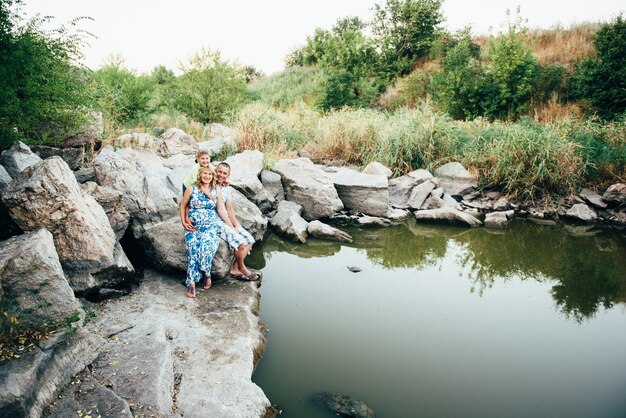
{"left": 571, "top": 15, "right": 626, "bottom": 119}
{"left": 371, "top": 0, "right": 444, "bottom": 77}
{"left": 174, "top": 48, "right": 248, "bottom": 123}
{"left": 0, "top": 0, "right": 94, "bottom": 148}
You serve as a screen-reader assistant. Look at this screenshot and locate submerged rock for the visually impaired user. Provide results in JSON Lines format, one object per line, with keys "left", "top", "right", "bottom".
{"left": 313, "top": 392, "right": 375, "bottom": 418}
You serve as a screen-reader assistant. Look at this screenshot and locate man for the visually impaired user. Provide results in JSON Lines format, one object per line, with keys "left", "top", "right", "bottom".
{"left": 214, "top": 162, "right": 260, "bottom": 281}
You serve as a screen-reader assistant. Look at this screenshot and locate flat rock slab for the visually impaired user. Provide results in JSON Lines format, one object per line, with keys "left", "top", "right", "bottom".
{"left": 414, "top": 208, "right": 482, "bottom": 227}
{"left": 80, "top": 269, "right": 273, "bottom": 418}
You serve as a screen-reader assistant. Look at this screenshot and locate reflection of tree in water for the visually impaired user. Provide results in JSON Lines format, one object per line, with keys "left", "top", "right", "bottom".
{"left": 347, "top": 223, "right": 448, "bottom": 270}
{"left": 453, "top": 221, "right": 626, "bottom": 321}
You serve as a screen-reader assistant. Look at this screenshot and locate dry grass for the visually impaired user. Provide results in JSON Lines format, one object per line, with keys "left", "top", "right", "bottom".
{"left": 530, "top": 95, "right": 585, "bottom": 123}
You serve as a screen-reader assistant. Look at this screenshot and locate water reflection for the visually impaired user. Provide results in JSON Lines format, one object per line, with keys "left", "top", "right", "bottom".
{"left": 254, "top": 220, "right": 626, "bottom": 322}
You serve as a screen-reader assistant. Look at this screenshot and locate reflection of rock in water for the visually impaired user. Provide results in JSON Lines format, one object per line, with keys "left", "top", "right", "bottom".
{"left": 313, "top": 392, "right": 375, "bottom": 418}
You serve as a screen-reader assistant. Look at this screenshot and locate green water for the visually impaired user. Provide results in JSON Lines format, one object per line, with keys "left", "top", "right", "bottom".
{"left": 250, "top": 220, "right": 626, "bottom": 418}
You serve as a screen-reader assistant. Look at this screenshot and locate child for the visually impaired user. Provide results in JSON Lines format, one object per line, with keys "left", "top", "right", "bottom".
{"left": 182, "top": 149, "right": 211, "bottom": 194}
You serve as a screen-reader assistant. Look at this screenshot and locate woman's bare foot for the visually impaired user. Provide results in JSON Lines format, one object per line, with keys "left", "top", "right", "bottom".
{"left": 185, "top": 285, "right": 196, "bottom": 298}
{"left": 202, "top": 277, "right": 212, "bottom": 289}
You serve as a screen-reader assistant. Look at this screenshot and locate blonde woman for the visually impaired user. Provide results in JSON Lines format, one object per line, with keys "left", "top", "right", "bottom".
{"left": 179, "top": 166, "right": 228, "bottom": 298}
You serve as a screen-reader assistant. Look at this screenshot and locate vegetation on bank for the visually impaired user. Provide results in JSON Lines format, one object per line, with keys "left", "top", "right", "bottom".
{"left": 1, "top": 0, "right": 624, "bottom": 201}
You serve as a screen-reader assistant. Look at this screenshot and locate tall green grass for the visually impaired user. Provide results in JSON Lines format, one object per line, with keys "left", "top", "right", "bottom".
{"left": 247, "top": 66, "right": 328, "bottom": 110}
{"left": 233, "top": 101, "right": 625, "bottom": 200}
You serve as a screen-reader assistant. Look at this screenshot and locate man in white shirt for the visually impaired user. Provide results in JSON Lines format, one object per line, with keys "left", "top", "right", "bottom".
{"left": 214, "top": 162, "right": 260, "bottom": 281}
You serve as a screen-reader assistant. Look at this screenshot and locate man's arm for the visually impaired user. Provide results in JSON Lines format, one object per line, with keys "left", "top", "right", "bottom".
{"left": 225, "top": 198, "right": 239, "bottom": 232}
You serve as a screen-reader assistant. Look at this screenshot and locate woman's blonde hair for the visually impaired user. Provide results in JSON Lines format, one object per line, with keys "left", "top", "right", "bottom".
{"left": 196, "top": 166, "right": 216, "bottom": 188}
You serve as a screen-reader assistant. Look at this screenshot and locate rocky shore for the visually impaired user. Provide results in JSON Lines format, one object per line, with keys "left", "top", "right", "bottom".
{"left": 1, "top": 125, "right": 624, "bottom": 417}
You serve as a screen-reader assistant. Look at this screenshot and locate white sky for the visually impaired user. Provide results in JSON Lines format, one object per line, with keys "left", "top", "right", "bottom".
{"left": 21, "top": 0, "right": 624, "bottom": 75}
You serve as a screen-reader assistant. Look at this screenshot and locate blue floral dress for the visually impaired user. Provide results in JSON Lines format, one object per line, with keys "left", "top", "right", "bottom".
{"left": 185, "top": 186, "right": 221, "bottom": 287}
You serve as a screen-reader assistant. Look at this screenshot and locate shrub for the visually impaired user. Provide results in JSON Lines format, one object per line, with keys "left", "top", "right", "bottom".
{"left": 571, "top": 15, "right": 626, "bottom": 119}
{"left": 249, "top": 66, "right": 328, "bottom": 109}
{"left": 174, "top": 48, "right": 249, "bottom": 124}
{"left": 0, "top": 1, "right": 94, "bottom": 148}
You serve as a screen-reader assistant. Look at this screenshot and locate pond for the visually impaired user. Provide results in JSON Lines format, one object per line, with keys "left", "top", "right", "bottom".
{"left": 250, "top": 220, "right": 626, "bottom": 418}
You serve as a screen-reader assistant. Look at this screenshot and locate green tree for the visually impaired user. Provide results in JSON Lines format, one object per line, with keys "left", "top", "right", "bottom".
{"left": 486, "top": 14, "right": 538, "bottom": 118}
{"left": 0, "top": 0, "right": 94, "bottom": 148}
{"left": 571, "top": 15, "right": 626, "bottom": 119}
{"left": 91, "top": 58, "right": 156, "bottom": 124}
{"left": 371, "top": 0, "right": 444, "bottom": 77}
{"left": 174, "top": 48, "right": 248, "bottom": 123}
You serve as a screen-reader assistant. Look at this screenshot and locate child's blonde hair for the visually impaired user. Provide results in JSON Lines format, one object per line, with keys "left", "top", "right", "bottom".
{"left": 196, "top": 166, "right": 216, "bottom": 188}
{"left": 195, "top": 149, "right": 211, "bottom": 163}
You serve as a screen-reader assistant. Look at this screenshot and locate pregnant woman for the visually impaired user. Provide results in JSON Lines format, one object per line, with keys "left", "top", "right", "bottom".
{"left": 179, "top": 166, "right": 228, "bottom": 298}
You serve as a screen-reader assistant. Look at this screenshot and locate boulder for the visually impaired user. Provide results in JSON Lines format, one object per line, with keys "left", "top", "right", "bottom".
{"left": 270, "top": 201, "right": 309, "bottom": 243}
{"left": 0, "top": 329, "right": 104, "bottom": 418}
{"left": 388, "top": 169, "right": 433, "bottom": 209}
{"left": 81, "top": 182, "right": 131, "bottom": 240}
{"left": 565, "top": 203, "right": 597, "bottom": 223}
{"left": 362, "top": 161, "right": 392, "bottom": 178}
{"left": 158, "top": 128, "right": 198, "bottom": 157}
{"left": 414, "top": 208, "right": 482, "bottom": 227}
{"left": 203, "top": 123, "right": 237, "bottom": 140}
{"left": 579, "top": 188, "right": 607, "bottom": 209}
{"left": 32, "top": 145, "right": 84, "bottom": 170}
{"left": 386, "top": 207, "right": 412, "bottom": 220}
{"left": 261, "top": 170, "right": 285, "bottom": 203}
{"left": 484, "top": 211, "right": 514, "bottom": 229}
{"left": 421, "top": 195, "right": 445, "bottom": 210}
{"left": 602, "top": 183, "right": 626, "bottom": 206}
{"left": 225, "top": 151, "right": 275, "bottom": 212}
{"left": 2, "top": 157, "right": 134, "bottom": 290}
{"left": 326, "top": 167, "right": 389, "bottom": 217}
{"left": 313, "top": 392, "right": 375, "bottom": 418}
{"left": 493, "top": 197, "right": 510, "bottom": 211}
{"left": 0, "top": 229, "right": 80, "bottom": 329}
{"left": 116, "top": 132, "right": 158, "bottom": 150}
{"left": 433, "top": 162, "right": 477, "bottom": 196}
{"left": 93, "top": 147, "right": 172, "bottom": 236}
{"left": 0, "top": 141, "right": 42, "bottom": 178}
{"left": 307, "top": 220, "right": 353, "bottom": 243}
{"left": 442, "top": 193, "right": 461, "bottom": 209}
{"left": 357, "top": 215, "right": 392, "bottom": 227}
{"left": 141, "top": 217, "right": 235, "bottom": 279}
{"left": 73, "top": 167, "right": 96, "bottom": 183}
{"left": 0, "top": 164, "right": 12, "bottom": 191}
{"left": 407, "top": 180, "right": 436, "bottom": 210}
{"left": 274, "top": 158, "right": 343, "bottom": 221}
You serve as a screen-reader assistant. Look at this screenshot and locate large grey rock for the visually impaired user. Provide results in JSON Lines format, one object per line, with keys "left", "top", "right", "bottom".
{"left": 362, "top": 161, "right": 392, "bottom": 178}
{"left": 313, "top": 392, "right": 375, "bottom": 418}
{"left": 0, "top": 229, "right": 80, "bottom": 329}
{"left": 274, "top": 158, "right": 343, "bottom": 221}
{"left": 421, "top": 195, "right": 445, "bottom": 210}
{"left": 307, "top": 220, "right": 353, "bottom": 243}
{"left": 81, "top": 182, "right": 130, "bottom": 240}
{"left": 116, "top": 132, "right": 158, "bottom": 150}
{"left": 327, "top": 167, "right": 389, "bottom": 217}
{"left": 0, "top": 164, "right": 12, "bottom": 192}
{"left": 388, "top": 169, "right": 433, "bottom": 209}
{"left": 0, "top": 141, "right": 42, "bottom": 178}
{"left": 0, "top": 330, "right": 104, "bottom": 418}
{"left": 2, "top": 157, "right": 134, "bottom": 289}
{"left": 85, "top": 269, "right": 273, "bottom": 418}
{"left": 203, "top": 123, "right": 237, "bottom": 140}
{"left": 270, "top": 200, "right": 309, "bottom": 243}
{"left": 579, "top": 188, "right": 607, "bottom": 209}
{"left": 357, "top": 216, "right": 392, "bottom": 227}
{"left": 414, "top": 208, "right": 482, "bottom": 227}
{"left": 602, "top": 183, "right": 626, "bottom": 206}
{"left": 565, "top": 203, "right": 598, "bottom": 223}
{"left": 142, "top": 217, "right": 235, "bottom": 279}
{"left": 73, "top": 166, "right": 96, "bottom": 183}
{"left": 407, "top": 180, "right": 436, "bottom": 210}
{"left": 261, "top": 170, "right": 285, "bottom": 203}
{"left": 484, "top": 211, "right": 514, "bottom": 229}
{"left": 93, "top": 147, "right": 172, "bottom": 237}
{"left": 433, "top": 162, "right": 477, "bottom": 196}
{"left": 386, "top": 207, "right": 412, "bottom": 220}
{"left": 225, "top": 151, "right": 275, "bottom": 212}
{"left": 158, "top": 128, "right": 198, "bottom": 157}
{"left": 32, "top": 145, "right": 84, "bottom": 171}
{"left": 46, "top": 375, "right": 133, "bottom": 418}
